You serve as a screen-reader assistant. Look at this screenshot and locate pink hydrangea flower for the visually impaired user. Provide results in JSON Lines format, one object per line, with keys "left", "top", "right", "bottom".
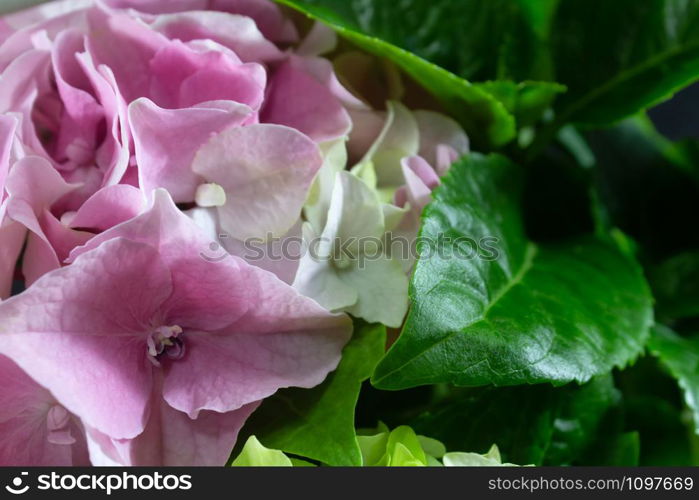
{"left": 0, "top": 0, "right": 470, "bottom": 467}
{"left": 0, "top": 0, "right": 349, "bottom": 285}
{"left": 0, "top": 190, "right": 351, "bottom": 465}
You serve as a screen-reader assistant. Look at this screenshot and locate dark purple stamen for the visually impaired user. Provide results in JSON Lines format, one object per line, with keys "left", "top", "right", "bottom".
{"left": 147, "top": 325, "right": 185, "bottom": 366}
{"left": 163, "top": 337, "right": 186, "bottom": 360}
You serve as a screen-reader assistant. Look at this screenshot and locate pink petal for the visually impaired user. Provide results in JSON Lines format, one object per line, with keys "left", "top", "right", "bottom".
{"left": 192, "top": 124, "right": 323, "bottom": 240}
{"left": 262, "top": 60, "right": 352, "bottom": 143}
{"left": 5, "top": 157, "right": 90, "bottom": 283}
{"left": 39, "top": 209, "right": 93, "bottom": 264}
{"left": 85, "top": 6, "right": 165, "bottom": 104}
{"left": 0, "top": 50, "right": 53, "bottom": 158}
{"left": 400, "top": 161, "right": 433, "bottom": 214}
{"left": 435, "top": 144, "right": 459, "bottom": 176}
{"left": 163, "top": 262, "right": 352, "bottom": 417}
{"left": 129, "top": 97, "right": 252, "bottom": 202}
{"left": 102, "top": 0, "right": 208, "bottom": 14}
{"left": 0, "top": 354, "right": 89, "bottom": 466}
{"left": 51, "top": 29, "right": 105, "bottom": 167}
{"left": 69, "top": 191, "right": 351, "bottom": 420}
{"left": 0, "top": 3, "right": 89, "bottom": 72}
{"left": 69, "top": 190, "right": 252, "bottom": 331}
{"left": 55, "top": 164, "right": 104, "bottom": 213}
{"left": 219, "top": 216, "right": 303, "bottom": 285}
{"left": 68, "top": 184, "right": 145, "bottom": 232}
{"left": 413, "top": 110, "right": 469, "bottom": 169}
{"left": 0, "top": 22, "right": 11, "bottom": 46}
{"left": 149, "top": 39, "right": 266, "bottom": 110}
{"left": 0, "top": 217, "right": 24, "bottom": 299}
{"left": 297, "top": 22, "right": 337, "bottom": 57}
{"left": 87, "top": 390, "right": 259, "bottom": 466}
{"left": 291, "top": 54, "right": 368, "bottom": 111}
{"left": 74, "top": 50, "right": 130, "bottom": 186}
{"left": 0, "top": 238, "right": 174, "bottom": 439}
{"left": 150, "top": 11, "right": 282, "bottom": 63}
{"left": 211, "top": 0, "right": 298, "bottom": 43}
{"left": 0, "top": 114, "right": 17, "bottom": 198}
{"left": 347, "top": 108, "right": 385, "bottom": 164}
{"left": 4, "top": 153, "right": 75, "bottom": 225}
{"left": 188, "top": 206, "right": 303, "bottom": 284}
{"left": 404, "top": 155, "right": 440, "bottom": 191}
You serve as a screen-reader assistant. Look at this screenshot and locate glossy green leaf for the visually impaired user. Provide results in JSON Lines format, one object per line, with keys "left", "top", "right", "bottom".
{"left": 278, "top": 0, "right": 558, "bottom": 82}
{"left": 275, "top": 0, "right": 517, "bottom": 147}
{"left": 550, "top": 0, "right": 699, "bottom": 125}
{"left": 238, "top": 321, "right": 386, "bottom": 466}
{"left": 372, "top": 153, "right": 653, "bottom": 389}
{"left": 648, "top": 325, "right": 699, "bottom": 434}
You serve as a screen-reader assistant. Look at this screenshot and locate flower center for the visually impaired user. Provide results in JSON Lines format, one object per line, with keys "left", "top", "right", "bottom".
{"left": 46, "top": 405, "right": 76, "bottom": 446}
{"left": 147, "top": 325, "right": 185, "bottom": 367}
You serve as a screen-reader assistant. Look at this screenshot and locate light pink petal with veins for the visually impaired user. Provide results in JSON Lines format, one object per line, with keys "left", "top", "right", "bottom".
{"left": 192, "top": 124, "right": 323, "bottom": 240}
{"left": 0, "top": 238, "right": 173, "bottom": 439}
{"left": 69, "top": 190, "right": 252, "bottom": 331}
{"left": 163, "top": 260, "right": 352, "bottom": 417}
{"left": 129, "top": 97, "right": 252, "bottom": 202}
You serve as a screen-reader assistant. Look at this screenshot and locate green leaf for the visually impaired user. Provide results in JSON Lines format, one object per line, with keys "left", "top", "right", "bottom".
{"left": 356, "top": 431, "right": 389, "bottom": 467}
{"left": 357, "top": 425, "right": 427, "bottom": 466}
{"left": 545, "top": 375, "right": 622, "bottom": 465}
{"left": 384, "top": 426, "right": 427, "bottom": 466}
{"left": 279, "top": 0, "right": 558, "bottom": 82}
{"left": 616, "top": 356, "right": 698, "bottom": 465}
{"left": 476, "top": 80, "right": 566, "bottom": 128}
{"left": 586, "top": 117, "right": 699, "bottom": 261}
{"left": 372, "top": 153, "right": 653, "bottom": 389}
{"left": 443, "top": 445, "right": 522, "bottom": 466}
{"left": 550, "top": 0, "right": 699, "bottom": 125}
{"left": 589, "top": 432, "right": 641, "bottom": 466}
{"left": 411, "top": 385, "right": 558, "bottom": 465}
{"left": 275, "top": 0, "right": 517, "bottom": 148}
{"left": 648, "top": 325, "right": 699, "bottom": 434}
{"left": 411, "top": 376, "right": 627, "bottom": 466}
{"left": 239, "top": 321, "right": 386, "bottom": 466}
{"left": 650, "top": 252, "right": 699, "bottom": 321}
{"left": 231, "top": 436, "right": 293, "bottom": 466}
